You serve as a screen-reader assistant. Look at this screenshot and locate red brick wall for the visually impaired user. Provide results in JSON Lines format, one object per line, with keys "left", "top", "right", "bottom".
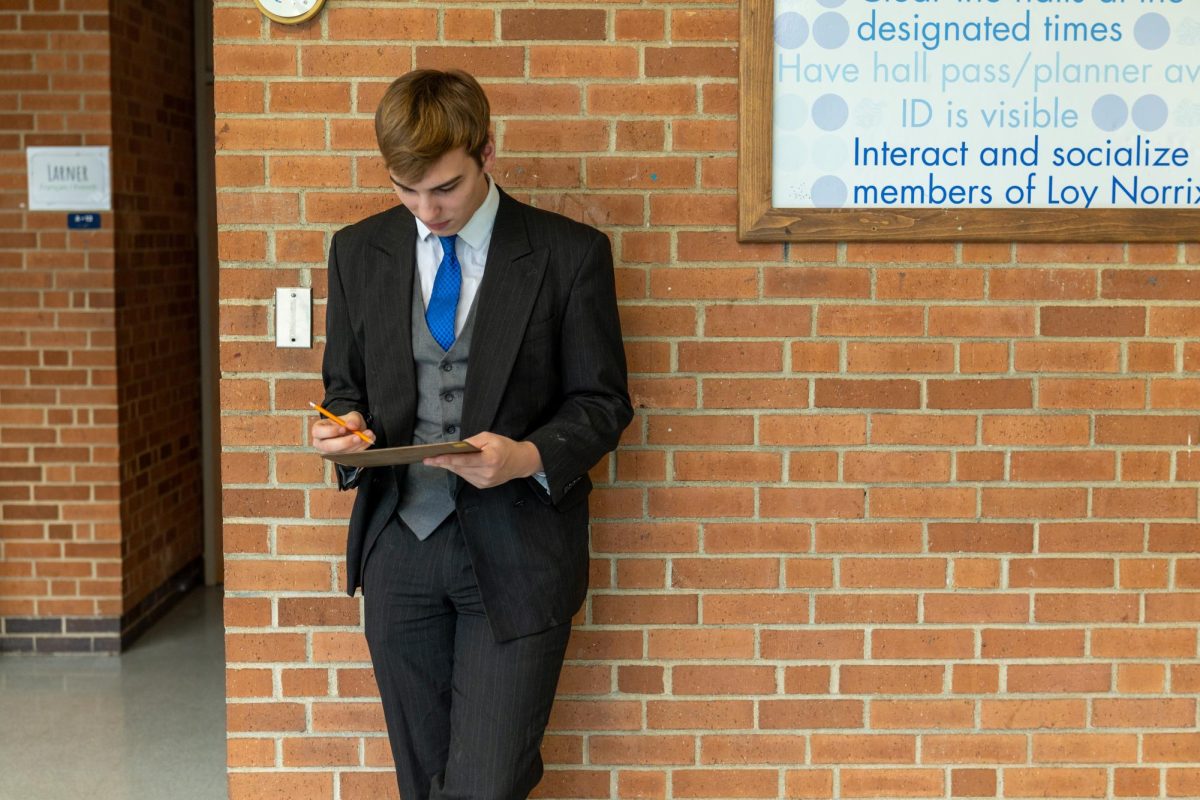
{"left": 0, "top": 1, "right": 202, "bottom": 653}
{"left": 0, "top": 3, "right": 122, "bottom": 646}
{"left": 109, "top": 1, "right": 203, "bottom": 621}
{"left": 216, "top": 5, "right": 1200, "bottom": 798}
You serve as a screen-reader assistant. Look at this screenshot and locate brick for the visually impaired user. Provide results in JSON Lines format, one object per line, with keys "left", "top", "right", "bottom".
{"left": 1040, "top": 378, "right": 1145, "bottom": 410}
{"left": 647, "top": 701, "right": 752, "bottom": 731}
{"left": 810, "top": 735, "right": 914, "bottom": 765}
{"left": 647, "top": 629, "right": 754, "bottom": 660}
{"left": 760, "top": 488, "right": 864, "bottom": 519}
{"left": 925, "top": 593, "right": 1029, "bottom": 623}
{"left": 760, "top": 630, "right": 864, "bottom": 661}
{"left": 501, "top": 9, "right": 605, "bottom": 41}
{"left": 840, "top": 665, "right": 943, "bottom": 695}
{"left": 1103, "top": 269, "right": 1200, "bottom": 300}
{"left": 840, "top": 558, "right": 946, "bottom": 589}
{"left": 649, "top": 266, "right": 755, "bottom": 299}
{"left": 983, "top": 415, "right": 1090, "bottom": 446}
{"left": 871, "top": 488, "right": 975, "bottom": 519}
{"left": 227, "top": 773, "right": 333, "bottom": 798}
{"left": 877, "top": 268, "right": 985, "bottom": 300}
{"left": 815, "top": 595, "right": 918, "bottom": 624}
{"left": 844, "top": 452, "right": 951, "bottom": 484}
{"left": 1014, "top": 342, "right": 1120, "bottom": 372}
{"left": 588, "top": 157, "right": 695, "bottom": 189}
{"left": 705, "top": 523, "right": 811, "bottom": 554}
{"left": 327, "top": 8, "right": 437, "bottom": 40}
{"left": 269, "top": 82, "right": 351, "bottom": 113}
{"left": 1094, "top": 698, "right": 1196, "bottom": 728}
{"left": 845, "top": 343, "right": 954, "bottom": 374}
{"left": 928, "top": 379, "right": 1032, "bottom": 409}
{"left": 990, "top": 268, "right": 1095, "bottom": 299}
{"left": 1042, "top": 306, "right": 1146, "bottom": 337}
{"left": 928, "top": 306, "right": 1035, "bottom": 337}
{"left": 1035, "top": 593, "right": 1138, "bottom": 623}
{"left": 870, "top": 414, "right": 976, "bottom": 445}
{"left": 703, "top": 378, "right": 809, "bottom": 409}
{"left": 672, "top": 768, "right": 777, "bottom": 798}
{"left": 531, "top": 46, "right": 638, "bottom": 78}
{"left": 816, "top": 522, "right": 926, "bottom": 554}
{"left": 924, "top": 735, "right": 1026, "bottom": 764}
{"left": 1093, "top": 628, "right": 1196, "bottom": 658}
{"left": 1095, "top": 488, "right": 1197, "bottom": 519}
{"left": 212, "top": 45, "right": 296, "bottom": 77}
{"left": 645, "top": 46, "right": 736, "bottom": 77}
{"left": 1098, "top": 415, "right": 1200, "bottom": 445}
{"left": 444, "top": 9, "right": 493, "bottom": 42}
{"left": 1008, "top": 665, "right": 1112, "bottom": 693}
{"left": 818, "top": 306, "right": 923, "bottom": 337}
{"left": 816, "top": 379, "right": 920, "bottom": 409}
{"left": 764, "top": 267, "right": 869, "bottom": 300}
{"left": 672, "top": 10, "right": 738, "bottom": 41}
{"left": 981, "top": 699, "right": 1086, "bottom": 730}
{"left": 702, "top": 592, "right": 809, "bottom": 624}
{"left": 589, "top": 735, "right": 695, "bottom": 766}
{"left": 872, "top": 701, "right": 974, "bottom": 730}
{"left": 1010, "top": 452, "right": 1115, "bottom": 483}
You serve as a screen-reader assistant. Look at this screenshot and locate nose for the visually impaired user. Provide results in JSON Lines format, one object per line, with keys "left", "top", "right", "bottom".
{"left": 416, "top": 193, "right": 438, "bottom": 221}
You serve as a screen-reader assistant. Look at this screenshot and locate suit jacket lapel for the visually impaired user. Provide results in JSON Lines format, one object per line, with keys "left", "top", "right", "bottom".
{"left": 365, "top": 206, "right": 417, "bottom": 448}
{"left": 462, "top": 191, "right": 547, "bottom": 435}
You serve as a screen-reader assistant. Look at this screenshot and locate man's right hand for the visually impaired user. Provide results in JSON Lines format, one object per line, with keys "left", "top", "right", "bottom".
{"left": 311, "top": 411, "right": 375, "bottom": 454}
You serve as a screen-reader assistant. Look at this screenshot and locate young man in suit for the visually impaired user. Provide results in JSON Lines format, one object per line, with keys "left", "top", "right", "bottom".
{"left": 311, "top": 69, "right": 632, "bottom": 799}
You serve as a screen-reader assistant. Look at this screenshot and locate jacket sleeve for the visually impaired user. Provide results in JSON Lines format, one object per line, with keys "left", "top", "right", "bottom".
{"left": 524, "top": 230, "right": 633, "bottom": 507}
{"left": 320, "top": 231, "right": 372, "bottom": 492}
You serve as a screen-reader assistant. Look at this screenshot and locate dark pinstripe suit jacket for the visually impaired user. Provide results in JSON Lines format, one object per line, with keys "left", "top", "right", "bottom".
{"left": 321, "top": 189, "right": 632, "bottom": 642}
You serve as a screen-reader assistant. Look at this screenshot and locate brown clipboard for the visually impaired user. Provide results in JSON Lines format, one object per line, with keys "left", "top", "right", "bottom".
{"left": 320, "top": 441, "right": 480, "bottom": 468}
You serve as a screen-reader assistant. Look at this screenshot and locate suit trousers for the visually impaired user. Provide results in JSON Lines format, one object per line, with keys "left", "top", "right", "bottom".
{"left": 362, "top": 513, "right": 572, "bottom": 800}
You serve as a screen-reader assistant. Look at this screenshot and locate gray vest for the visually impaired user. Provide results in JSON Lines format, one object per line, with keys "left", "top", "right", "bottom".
{"left": 396, "top": 266, "right": 477, "bottom": 539}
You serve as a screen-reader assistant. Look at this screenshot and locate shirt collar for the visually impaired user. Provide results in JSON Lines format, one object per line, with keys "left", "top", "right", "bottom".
{"left": 414, "top": 175, "right": 499, "bottom": 251}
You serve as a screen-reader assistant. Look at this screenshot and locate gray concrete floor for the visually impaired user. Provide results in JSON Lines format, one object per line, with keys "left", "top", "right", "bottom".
{"left": 0, "top": 586, "right": 227, "bottom": 800}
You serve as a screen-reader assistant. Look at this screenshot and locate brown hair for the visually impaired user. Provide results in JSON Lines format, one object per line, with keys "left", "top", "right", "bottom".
{"left": 374, "top": 69, "right": 491, "bottom": 183}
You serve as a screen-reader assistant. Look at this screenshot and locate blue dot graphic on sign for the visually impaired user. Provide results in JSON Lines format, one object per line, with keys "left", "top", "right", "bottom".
{"left": 1132, "top": 95, "right": 1169, "bottom": 131}
{"left": 812, "top": 94, "right": 849, "bottom": 131}
{"left": 775, "top": 94, "right": 808, "bottom": 131}
{"left": 813, "top": 13, "right": 849, "bottom": 49}
{"left": 774, "top": 13, "right": 808, "bottom": 49}
{"left": 811, "top": 175, "right": 848, "bottom": 207}
{"left": 1134, "top": 13, "right": 1170, "bottom": 50}
{"left": 817, "top": 0, "right": 846, "bottom": 7}
{"left": 1092, "top": 95, "right": 1128, "bottom": 132}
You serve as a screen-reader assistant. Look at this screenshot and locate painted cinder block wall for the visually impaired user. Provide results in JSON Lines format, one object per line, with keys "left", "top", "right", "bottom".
{"left": 0, "top": 0, "right": 202, "bottom": 653}
{"left": 215, "top": 2, "right": 1200, "bottom": 798}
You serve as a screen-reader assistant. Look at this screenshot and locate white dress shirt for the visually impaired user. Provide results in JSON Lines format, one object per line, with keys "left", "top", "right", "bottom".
{"left": 411, "top": 177, "right": 548, "bottom": 489}
{"left": 413, "top": 176, "right": 499, "bottom": 336}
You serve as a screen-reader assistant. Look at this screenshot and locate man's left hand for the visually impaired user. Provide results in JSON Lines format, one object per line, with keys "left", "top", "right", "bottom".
{"left": 424, "top": 432, "right": 543, "bottom": 489}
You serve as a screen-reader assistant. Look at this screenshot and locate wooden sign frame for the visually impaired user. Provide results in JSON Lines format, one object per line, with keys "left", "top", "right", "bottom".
{"left": 738, "top": 0, "right": 1199, "bottom": 243}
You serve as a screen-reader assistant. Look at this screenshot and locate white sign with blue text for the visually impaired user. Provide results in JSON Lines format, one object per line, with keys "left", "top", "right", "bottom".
{"left": 27, "top": 147, "right": 112, "bottom": 211}
{"left": 773, "top": 0, "right": 1199, "bottom": 209}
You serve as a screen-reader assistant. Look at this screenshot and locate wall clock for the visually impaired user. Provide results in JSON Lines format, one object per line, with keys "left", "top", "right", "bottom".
{"left": 253, "top": 0, "right": 326, "bottom": 25}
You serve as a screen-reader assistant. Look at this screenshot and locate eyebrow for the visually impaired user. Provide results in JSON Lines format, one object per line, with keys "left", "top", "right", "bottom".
{"left": 390, "top": 174, "right": 462, "bottom": 192}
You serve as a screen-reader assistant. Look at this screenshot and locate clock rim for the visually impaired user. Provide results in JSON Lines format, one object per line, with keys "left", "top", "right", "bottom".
{"left": 253, "top": 0, "right": 325, "bottom": 25}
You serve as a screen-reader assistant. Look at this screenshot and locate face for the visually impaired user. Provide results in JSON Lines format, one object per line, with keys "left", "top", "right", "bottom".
{"left": 390, "top": 142, "right": 495, "bottom": 236}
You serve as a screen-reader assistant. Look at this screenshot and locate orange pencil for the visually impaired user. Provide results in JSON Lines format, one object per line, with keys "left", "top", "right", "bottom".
{"left": 309, "top": 401, "right": 372, "bottom": 444}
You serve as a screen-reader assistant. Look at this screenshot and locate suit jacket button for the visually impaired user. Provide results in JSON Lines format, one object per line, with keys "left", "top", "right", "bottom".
{"left": 445, "top": 425, "right": 457, "bottom": 435}
{"left": 513, "top": 499, "right": 526, "bottom": 508}
{"left": 441, "top": 363, "right": 453, "bottom": 372}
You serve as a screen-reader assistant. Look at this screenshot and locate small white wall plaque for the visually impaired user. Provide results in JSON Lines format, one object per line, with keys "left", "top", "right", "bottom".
{"left": 26, "top": 146, "right": 112, "bottom": 211}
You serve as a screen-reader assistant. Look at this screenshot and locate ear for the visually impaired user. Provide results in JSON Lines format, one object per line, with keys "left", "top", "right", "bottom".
{"left": 480, "top": 137, "right": 496, "bottom": 173}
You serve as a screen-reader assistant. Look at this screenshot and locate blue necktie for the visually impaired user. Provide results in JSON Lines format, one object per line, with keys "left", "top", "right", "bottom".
{"left": 426, "top": 235, "right": 461, "bottom": 351}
